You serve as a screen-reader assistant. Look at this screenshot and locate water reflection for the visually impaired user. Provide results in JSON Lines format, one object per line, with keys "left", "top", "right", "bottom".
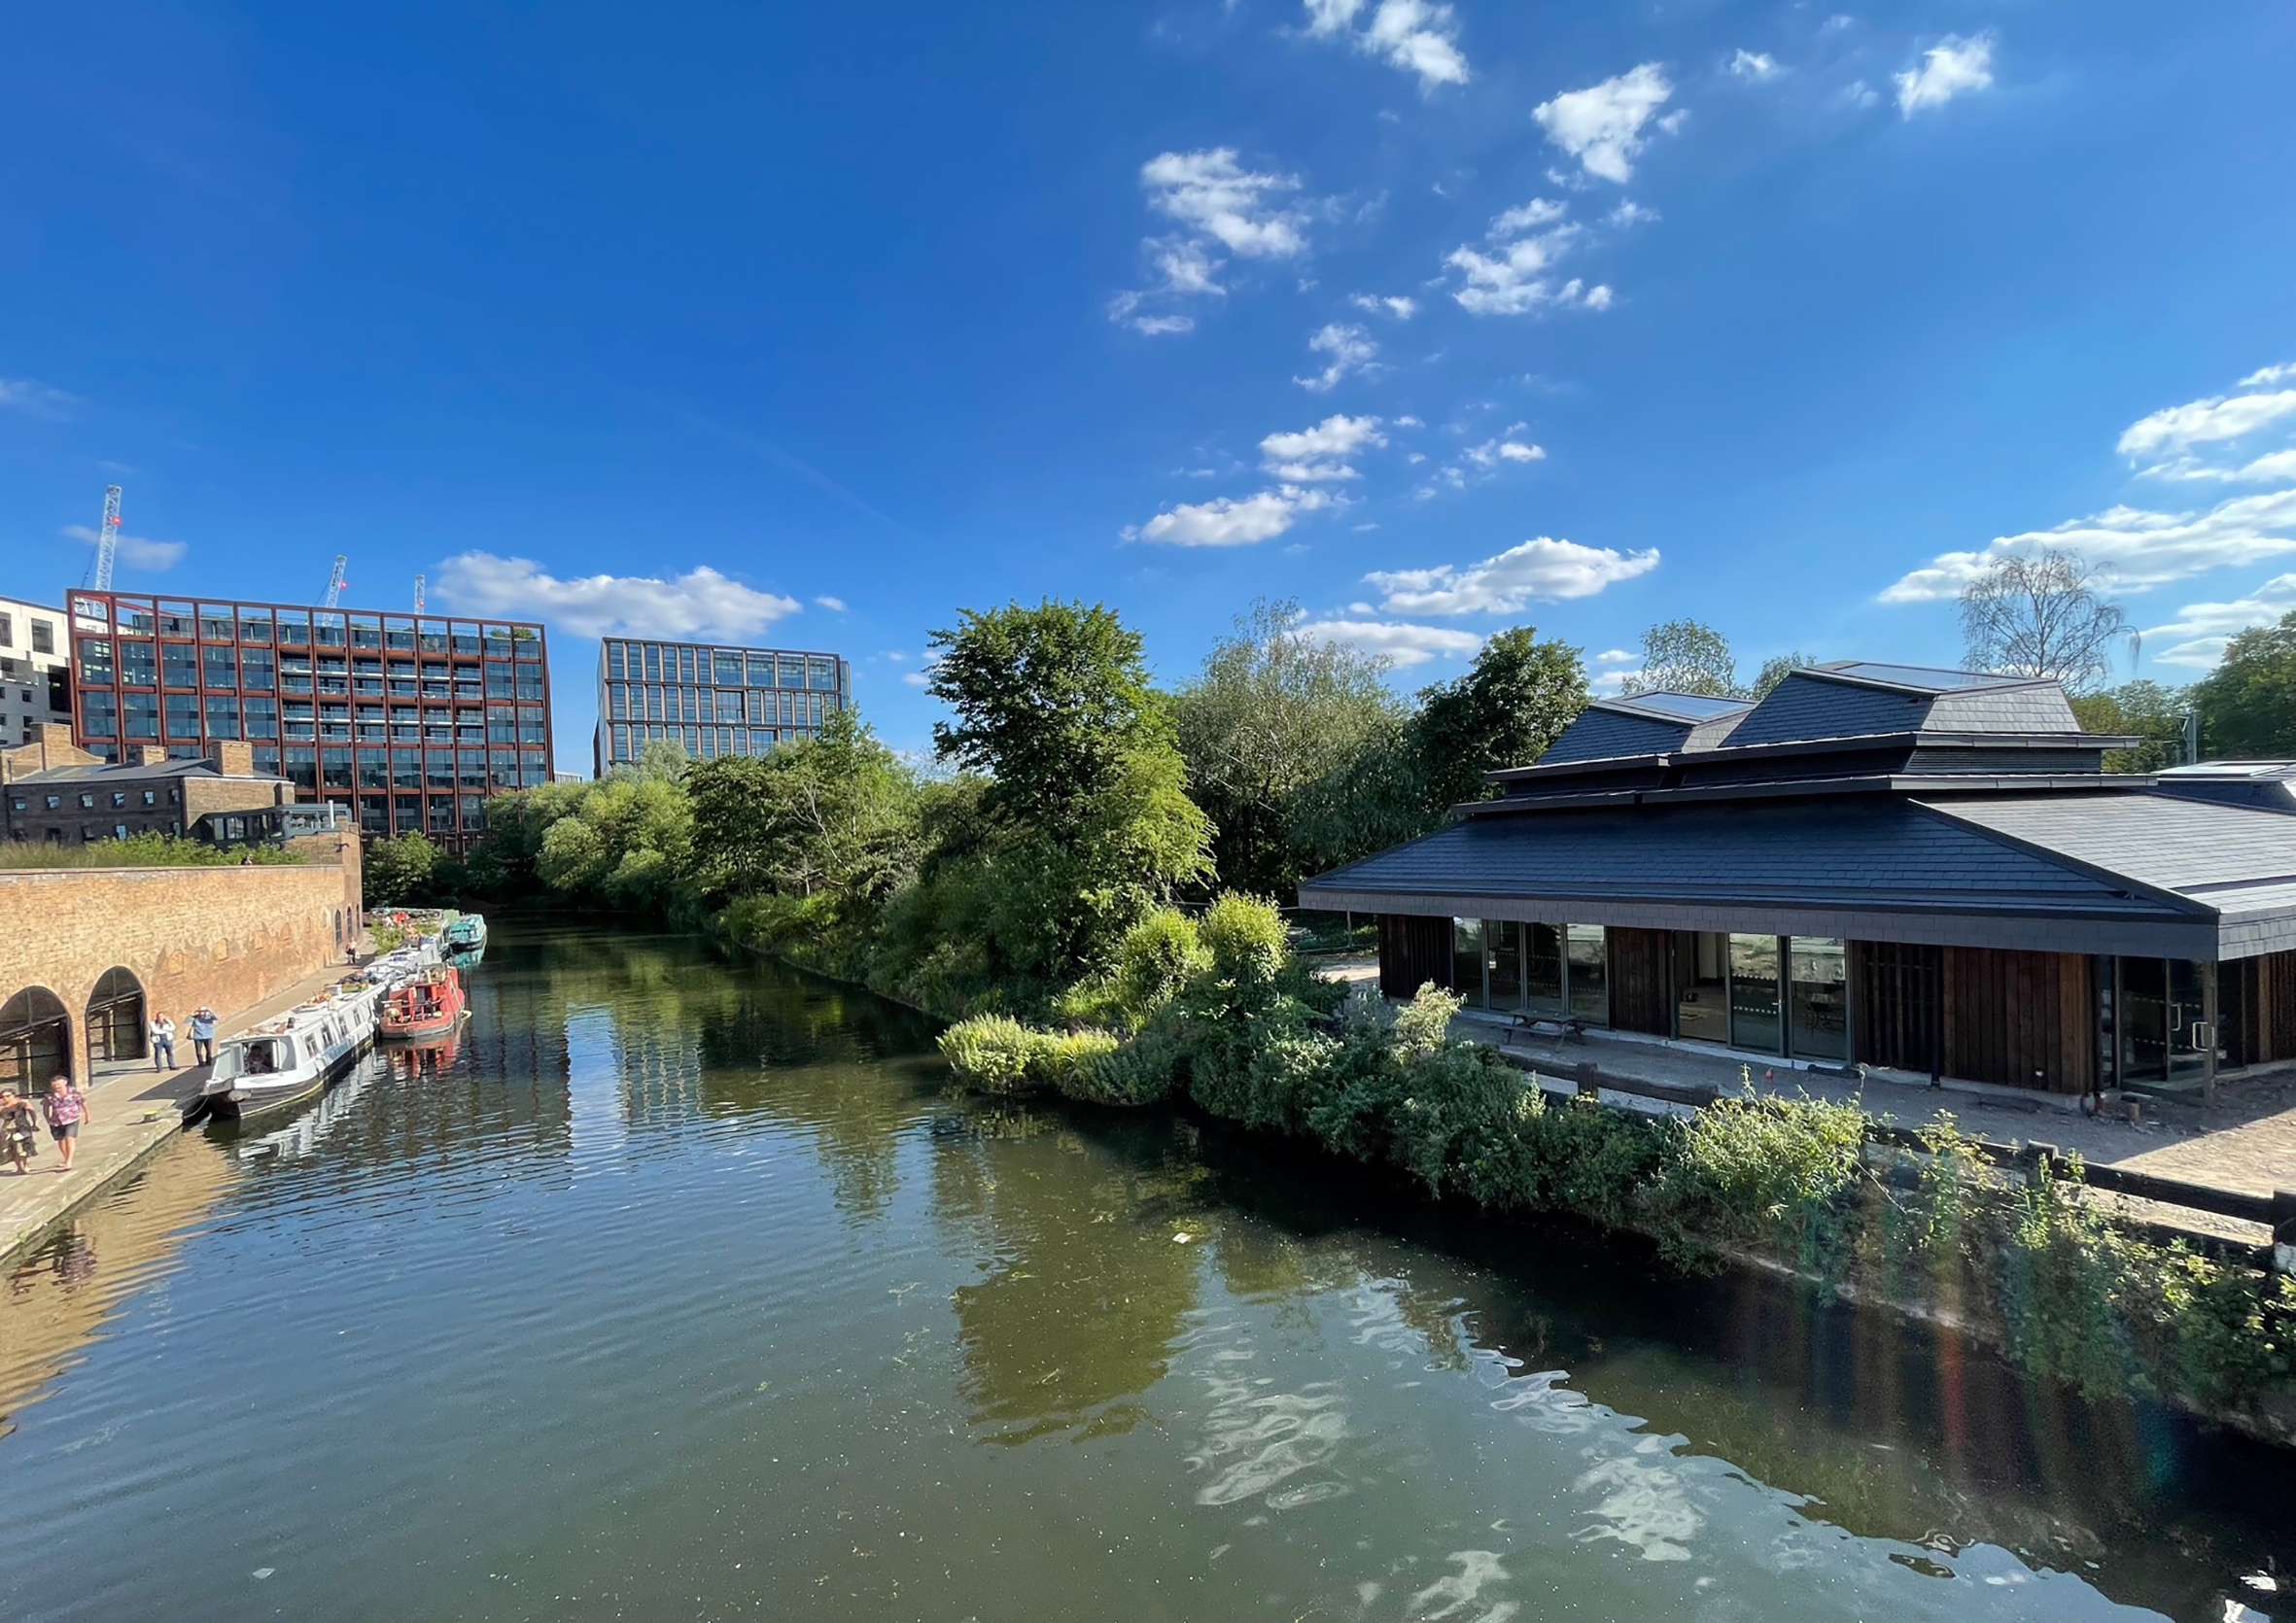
{"left": 0, "top": 922, "right": 2286, "bottom": 1623}
{"left": 934, "top": 1106, "right": 1209, "bottom": 1442}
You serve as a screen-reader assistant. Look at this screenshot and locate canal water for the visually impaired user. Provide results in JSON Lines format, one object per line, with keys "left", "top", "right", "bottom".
{"left": 2, "top": 922, "right": 2289, "bottom": 1623}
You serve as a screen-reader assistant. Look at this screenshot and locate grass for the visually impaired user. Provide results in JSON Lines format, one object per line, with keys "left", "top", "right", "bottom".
{"left": 0, "top": 835, "right": 306, "bottom": 871}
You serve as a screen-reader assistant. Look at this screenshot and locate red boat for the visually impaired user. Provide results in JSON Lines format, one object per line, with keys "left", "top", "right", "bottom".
{"left": 378, "top": 965, "right": 466, "bottom": 1040}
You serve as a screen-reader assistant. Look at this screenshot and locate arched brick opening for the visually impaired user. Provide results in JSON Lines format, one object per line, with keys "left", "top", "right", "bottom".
{"left": 87, "top": 967, "right": 148, "bottom": 1065}
{"left": 1, "top": 986, "right": 73, "bottom": 1089}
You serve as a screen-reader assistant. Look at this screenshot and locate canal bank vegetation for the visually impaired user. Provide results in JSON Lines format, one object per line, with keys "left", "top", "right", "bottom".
{"left": 353, "top": 592, "right": 2296, "bottom": 1433}
{"left": 0, "top": 833, "right": 307, "bottom": 870}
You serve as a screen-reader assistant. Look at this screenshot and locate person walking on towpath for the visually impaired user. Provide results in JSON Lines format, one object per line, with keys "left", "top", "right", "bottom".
{"left": 0, "top": 1089, "right": 37, "bottom": 1174}
{"left": 190, "top": 1007, "right": 218, "bottom": 1067}
{"left": 149, "top": 1013, "right": 176, "bottom": 1071}
{"left": 41, "top": 1075, "right": 88, "bottom": 1173}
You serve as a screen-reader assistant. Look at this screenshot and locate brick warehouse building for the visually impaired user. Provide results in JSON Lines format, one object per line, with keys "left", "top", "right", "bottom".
{"left": 65, "top": 591, "right": 552, "bottom": 849}
{"left": 2, "top": 724, "right": 295, "bottom": 846}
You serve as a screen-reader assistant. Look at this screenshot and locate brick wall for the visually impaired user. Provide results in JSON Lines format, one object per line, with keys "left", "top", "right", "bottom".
{"left": 0, "top": 860, "right": 361, "bottom": 1081}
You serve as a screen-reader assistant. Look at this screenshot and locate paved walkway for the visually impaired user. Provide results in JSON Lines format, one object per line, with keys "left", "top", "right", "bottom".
{"left": 0, "top": 961, "right": 361, "bottom": 1262}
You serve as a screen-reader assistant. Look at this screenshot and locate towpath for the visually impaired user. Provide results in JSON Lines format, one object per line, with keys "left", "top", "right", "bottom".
{"left": 0, "top": 961, "right": 365, "bottom": 1261}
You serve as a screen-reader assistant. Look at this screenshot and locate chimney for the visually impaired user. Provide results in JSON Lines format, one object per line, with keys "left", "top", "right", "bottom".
{"left": 139, "top": 744, "right": 169, "bottom": 766}
{"left": 207, "top": 740, "right": 255, "bottom": 777}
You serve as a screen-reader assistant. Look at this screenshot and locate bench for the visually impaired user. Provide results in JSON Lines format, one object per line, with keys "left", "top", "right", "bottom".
{"left": 1509, "top": 1013, "right": 1587, "bottom": 1045}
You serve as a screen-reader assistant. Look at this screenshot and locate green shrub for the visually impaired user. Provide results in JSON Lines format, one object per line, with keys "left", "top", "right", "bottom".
{"left": 938, "top": 1013, "right": 1116, "bottom": 1097}
{"left": 1113, "top": 906, "right": 1207, "bottom": 1016}
{"left": 1199, "top": 892, "right": 1287, "bottom": 985}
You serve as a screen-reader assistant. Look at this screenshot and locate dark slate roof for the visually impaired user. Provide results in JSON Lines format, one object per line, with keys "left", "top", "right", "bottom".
{"left": 10, "top": 759, "right": 283, "bottom": 785}
{"left": 1924, "top": 795, "right": 2296, "bottom": 912}
{"left": 1720, "top": 666, "right": 2075, "bottom": 749}
{"left": 1536, "top": 704, "right": 1722, "bottom": 766}
{"left": 1303, "top": 799, "right": 2180, "bottom": 919}
{"left": 2150, "top": 761, "right": 2296, "bottom": 814}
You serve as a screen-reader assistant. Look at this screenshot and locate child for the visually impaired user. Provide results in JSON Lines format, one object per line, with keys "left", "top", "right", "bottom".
{"left": 0, "top": 1089, "right": 37, "bottom": 1175}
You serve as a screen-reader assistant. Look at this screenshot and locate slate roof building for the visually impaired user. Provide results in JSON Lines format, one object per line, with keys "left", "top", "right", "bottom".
{"left": 1299, "top": 661, "right": 2296, "bottom": 1099}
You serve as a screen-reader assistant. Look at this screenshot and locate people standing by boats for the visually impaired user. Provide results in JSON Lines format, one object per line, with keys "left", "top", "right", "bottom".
{"left": 0, "top": 1089, "right": 37, "bottom": 1174}
{"left": 42, "top": 1075, "right": 89, "bottom": 1173}
{"left": 150, "top": 1013, "right": 177, "bottom": 1071}
{"left": 190, "top": 1007, "right": 219, "bottom": 1067}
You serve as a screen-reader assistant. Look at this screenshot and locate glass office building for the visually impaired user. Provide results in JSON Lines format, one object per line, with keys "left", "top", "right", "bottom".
{"left": 66, "top": 591, "right": 553, "bottom": 849}
{"left": 594, "top": 639, "right": 850, "bottom": 775}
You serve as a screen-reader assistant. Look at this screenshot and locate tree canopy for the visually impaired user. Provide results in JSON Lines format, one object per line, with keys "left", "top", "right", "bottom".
{"left": 2193, "top": 610, "right": 2296, "bottom": 758}
{"left": 1958, "top": 550, "right": 2135, "bottom": 692}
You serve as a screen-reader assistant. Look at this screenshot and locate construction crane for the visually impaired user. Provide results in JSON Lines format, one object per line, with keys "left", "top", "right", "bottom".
{"left": 321, "top": 554, "right": 348, "bottom": 609}
{"left": 413, "top": 572, "right": 426, "bottom": 613}
{"left": 89, "top": 485, "right": 124, "bottom": 590}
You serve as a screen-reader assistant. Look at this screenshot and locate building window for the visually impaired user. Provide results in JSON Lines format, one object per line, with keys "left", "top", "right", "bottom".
{"left": 110, "top": 791, "right": 125, "bottom": 808}
{"left": 0, "top": 612, "right": 11, "bottom": 646}
{"left": 161, "top": 641, "right": 198, "bottom": 688}
{"left": 244, "top": 697, "right": 278, "bottom": 740}
{"left": 79, "top": 792, "right": 95, "bottom": 810}
{"left": 747, "top": 652, "right": 774, "bottom": 687}
{"left": 1567, "top": 924, "right": 1609, "bottom": 1024}
{"left": 202, "top": 644, "right": 237, "bottom": 687}
{"left": 204, "top": 694, "right": 241, "bottom": 739}
{"left": 610, "top": 723, "right": 630, "bottom": 760}
{"left": 1788, "top": 938, "right": 1848, "bottom": 1060}
{"left": 30, "top": 620, "right": 53, "bottom": 655}
{"left": 607, "top": 642, "right": 625, "bottom": 679}
{"left": 713, "top": 650, "right": 743, "bottom": 686}
{"left": 82, "top": 692, "right": 120, "bottom": 738}
{"left": 1451, "top": 918, "right": 1486, "bottom": 1005}
{"left": 78, "top": 638, "right": 114, "bottom": 684}
{"left": 120, "top": 640, "right": 156, "bottom": 686}
{"left": 163, "top": 694, "right": 201, "bottom": 739}
{"left": 1728, "top": 934, "right": 1782, "bottom": 1053}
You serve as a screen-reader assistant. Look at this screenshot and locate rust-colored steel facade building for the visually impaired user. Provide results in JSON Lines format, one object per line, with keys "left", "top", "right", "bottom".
{"left": 65, "top": 591, "right": 552, "bottom": 849}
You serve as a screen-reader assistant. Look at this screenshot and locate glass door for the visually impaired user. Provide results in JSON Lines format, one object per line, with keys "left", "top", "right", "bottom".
{"left": 1728, "top": 934, "right": 1782, "bottom": 1053}
{"left": 2168, "top": 959, "right": 2210, "bottom": 1089}
{"left": 1788, "top": 938, "right": 1848, "bottom": 1060}
{"left": 1674, "top": 931, "right": 1728, "bottom": 1042}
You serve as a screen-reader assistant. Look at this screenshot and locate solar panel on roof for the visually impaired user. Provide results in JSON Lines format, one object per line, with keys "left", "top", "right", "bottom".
{"left": 1611, "top": 691, "right": 1749, "bottom": 719}
{"left": 1830, "top": 662, "right": 2017, "bottom": 691}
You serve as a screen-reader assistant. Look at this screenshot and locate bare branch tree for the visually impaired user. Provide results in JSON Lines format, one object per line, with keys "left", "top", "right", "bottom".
{"left": 1958, "top": 551, "right": 2137, "bottom": 692}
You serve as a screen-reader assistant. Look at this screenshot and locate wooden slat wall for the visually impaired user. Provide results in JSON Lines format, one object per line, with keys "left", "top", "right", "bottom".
{"left": 1606, "top": 927, "right": 1672, "bottom": 1035}
{"left": 1854, "top": 941, "right": 1942, "bottom": 1076}
{"left": 1942, "top": 947, "right": 2094, "bottom": 1093}
{"left": 2260, "top": 950, "right": 2296, "bottom": 1063}
{"left": 1378, "top": 915, "right": 1453, "bottom": 1000}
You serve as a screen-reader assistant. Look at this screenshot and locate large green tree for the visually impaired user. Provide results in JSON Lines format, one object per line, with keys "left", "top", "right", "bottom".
{"left": 1172, "top": 598, "right": 1405, "bottom": 897}
{"left": 363, "top": 831, "right": 439, "bottom": 909}
{"left": 2193, "top": 611, "right": 2296, "bottom": 758}
{"left": 916, "top": 599, "right": 1212, "bottom": 991}
{"left": 2069, "top": 679, "right": 2192, "bottom": 773}
{"left": 685, "top": 708, "right": 923, "bottom": 907}
{"left": 1409, "top": 626, "right": 1588, "bottom": 812}
{"left": 1621, "top": 619, "right": 1738, "bottom": 697}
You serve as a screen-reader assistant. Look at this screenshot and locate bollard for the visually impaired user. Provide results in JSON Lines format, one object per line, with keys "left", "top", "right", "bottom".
{"left": 2274, "top": 1189, "right": 2296, "bottom": 1278}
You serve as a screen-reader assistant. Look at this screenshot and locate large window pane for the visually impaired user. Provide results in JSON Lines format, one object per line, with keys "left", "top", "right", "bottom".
{"left": 1567, "top": 924, "right": 1608, "bottom": 1025}
{"left": 1525, "top": 923, "right": 1564, "bottom": 1013}
{"left": 1788, "top": 937, "right": 1848, "bottom": 1060}
{"left": 1487, "top": 920, "right": 1523, "bottom": 1011}
{"left": 1451, "top": 918, "right": 1486, "bottom": 1007}
{"left": 1675, "top": 931, "right": 1728, "bottom": 1042}
{"left": 1728, "top": 934, "right": 1782, "bottom": 1053}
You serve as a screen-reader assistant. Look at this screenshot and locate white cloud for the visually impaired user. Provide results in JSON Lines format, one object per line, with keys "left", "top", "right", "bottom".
{"left": 900, "top": 670, "right": 931, "bottom": 688}
{"left": 814, "top": 595, "right": 849, "bottom": 612}
{"left": 63, "top": 523, "right": 185, "bottom": 571}
{"left": 433, "top": 552, "right": 802, "bottom": 639}
{"left": 2119, "top": 390, "right": 2296, "bottom": 461}
{"left": 1461, "top": 438, "right": 1545, "bottom": 467}
{"left": 1112, "top": 150, "right": 1309, "bottom": 332}
{"left": 1444, "top": 231, "right": 1609, "bottom": 317}
{"left": 1489, "top": 197, "right": 1568, "bottom": 238}
{"left": 1297, "top": 323, "right": 1377, "bottom": 392}
{"left": 1141, "top": 149, "right": 1307, "bottom": 258}
{"left": 1836, "top": 80, "right": 1881, "bottom": 111}
{"left": 1894, "top": 33, "right": 1994, "bottom": 118}
{"left": 1364, "top": 536, "right": 1659, "bottom": 614}
{"left": 1295, "top": 618, "right": 1482, "bottom": 668}
{"left": 0, "top": 378, "right": 77, "bottom": 419}
{"left": 1880, "top": 492, "right": 2296, "bottom": 602}
{"left": 1594, "top": 648, "right": 1638, "bottom": 664}
{"left": 1884, "top": 364, "right": 2296, "bottom": 603}
{"left": 1822, "top": 14, "right": 1855, "bottom": 33}
{"left": 1727, "top": 50, "right": 1780, "bottom": 81}
{"left": 1125, "top": 485, "right": 1340, "bottom": 547}
{"left": 1534, "top": 63, "right": 1676, "bottom": 184}
{"left": 1260, "top": 413, "right": 1387, "bottom": 481}
{"left": 1350, "top": 292, "right": 1418, "bottom": 319}
{"left": 1304, "top": 0, "right": 1469, "bottom": 90}
{"left": 1607, "top": 200, "right": 1657, "bottom": 226}
{"left": 2240, "top": 363, "right": 2296, "bottom": 388}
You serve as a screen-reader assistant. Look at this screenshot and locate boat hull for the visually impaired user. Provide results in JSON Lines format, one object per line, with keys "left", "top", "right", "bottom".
{"left": 200, "top": 1044, "right": 363, "bottom": 1122}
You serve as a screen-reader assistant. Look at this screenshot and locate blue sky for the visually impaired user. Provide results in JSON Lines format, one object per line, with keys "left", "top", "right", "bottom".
{"left": 4, "top": 1, "right": 2292, "bottom": 766}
